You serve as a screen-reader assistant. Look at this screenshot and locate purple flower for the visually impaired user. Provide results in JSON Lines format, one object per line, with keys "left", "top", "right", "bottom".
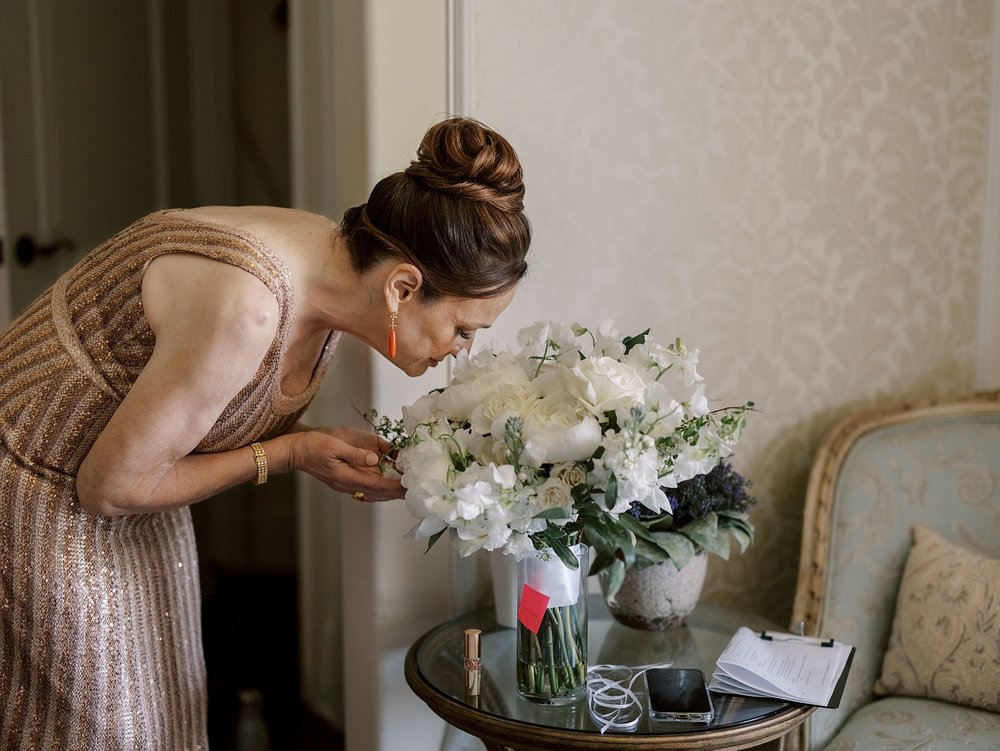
{"left": 628, "top": 461, "right": 756, "bottom": 526}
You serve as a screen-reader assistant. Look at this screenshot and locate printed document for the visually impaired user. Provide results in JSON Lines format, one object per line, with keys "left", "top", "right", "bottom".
{"left": 710, "top": 626, "right": 854, "bottom": 707}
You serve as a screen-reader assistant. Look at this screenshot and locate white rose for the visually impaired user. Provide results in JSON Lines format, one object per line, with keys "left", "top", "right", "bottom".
{"left": 436, "top": 362, "right": 530, "bottom": 421}
{"left": 451, "top": 348, "right": 522, "bottom": 383}
{"left": 571, "top": 356, "right": 647, "bottom": 414}
{"left": 468, "top": 382, "right": 539, "bottom": 437}
{"left": 523, "top": 415, "right": 603, "bottom": 465}
{"left": 552, "top": 462, "right": 587, "bottom": 487}
{"left": 519, "top": 390, "right": 586, "bottom": 435}
{"left": 535, "top": 477, "right": 575, "bottom": 513}
{"left": 397, "top": 433, "right": 452, "bottom": 487}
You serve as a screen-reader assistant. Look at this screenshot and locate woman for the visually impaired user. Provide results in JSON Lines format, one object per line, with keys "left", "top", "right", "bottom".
{"left": 0, "top": 117, "right": 530, "bottom": 749}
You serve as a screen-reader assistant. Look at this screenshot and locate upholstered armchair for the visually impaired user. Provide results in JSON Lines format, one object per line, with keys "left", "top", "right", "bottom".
{"left": 790, "top": 394, "right": 1000, "bottom": 751}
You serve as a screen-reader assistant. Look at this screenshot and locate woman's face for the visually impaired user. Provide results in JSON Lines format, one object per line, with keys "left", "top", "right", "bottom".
{"left": 395, "top": 288, "right": 516, "bottom": 376}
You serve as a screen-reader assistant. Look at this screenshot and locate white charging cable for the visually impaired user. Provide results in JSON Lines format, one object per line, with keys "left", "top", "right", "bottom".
{"left": 586, "top": 661, "right": 673, "bottom": 733}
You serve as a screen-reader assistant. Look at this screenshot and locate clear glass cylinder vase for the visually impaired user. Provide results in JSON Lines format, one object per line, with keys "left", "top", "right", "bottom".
{"left": 515, "top": 543, "right": 588, "bottom": 704}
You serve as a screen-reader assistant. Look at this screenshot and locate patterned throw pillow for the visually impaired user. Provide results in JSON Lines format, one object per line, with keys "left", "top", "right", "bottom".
{"left": 873, "top": 525, "right": 999, "bottom": 711}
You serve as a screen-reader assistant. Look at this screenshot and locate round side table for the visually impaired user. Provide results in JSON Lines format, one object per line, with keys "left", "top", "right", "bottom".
{"left": 405, "top": 595, "right": 814, "bottom": 751}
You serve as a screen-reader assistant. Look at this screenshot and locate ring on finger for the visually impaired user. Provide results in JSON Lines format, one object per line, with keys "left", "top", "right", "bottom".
{"left": 352, "top": 491, "right": 366, "bottom": 503}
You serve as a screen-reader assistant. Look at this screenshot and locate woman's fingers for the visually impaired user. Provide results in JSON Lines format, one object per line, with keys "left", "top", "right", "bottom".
{"left": 294, "top": 429, "right": 405, "bottom": 501}
{"left": 340, "top": 471, "right": 406, "bottom": 503}
{"left": 312, "top": 426, "right": 394, "bottom": 460}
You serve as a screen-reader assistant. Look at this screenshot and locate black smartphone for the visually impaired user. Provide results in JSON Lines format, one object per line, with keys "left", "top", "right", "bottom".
{"left": 643, "top": 667, "right": 714, "bottom": 723}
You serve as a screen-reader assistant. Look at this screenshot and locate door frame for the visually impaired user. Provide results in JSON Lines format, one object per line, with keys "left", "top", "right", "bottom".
{"left": 0, "top": 81, "right": 10, "bottom": 329}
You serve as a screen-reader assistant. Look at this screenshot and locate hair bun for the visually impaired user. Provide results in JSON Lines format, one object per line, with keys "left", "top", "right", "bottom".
{"left": 404, "top": 117, "right": 524, "bottom": 212}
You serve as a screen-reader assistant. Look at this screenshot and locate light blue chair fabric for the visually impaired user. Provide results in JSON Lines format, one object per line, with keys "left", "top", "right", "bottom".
{"left": 791, "top": 394, "right": 1000, "bottom": 751}
{"left": 822, "top": 697, "right": 1000, "bottom": 751}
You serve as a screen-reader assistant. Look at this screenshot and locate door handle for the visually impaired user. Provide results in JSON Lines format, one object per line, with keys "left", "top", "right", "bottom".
{"left": 15, "top": 235, "right": 75, "bottom": 265}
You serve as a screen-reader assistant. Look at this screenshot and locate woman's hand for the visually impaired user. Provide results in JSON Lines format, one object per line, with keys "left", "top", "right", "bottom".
{"left": 289, "top": 426, "right": 404, "bottom": 502}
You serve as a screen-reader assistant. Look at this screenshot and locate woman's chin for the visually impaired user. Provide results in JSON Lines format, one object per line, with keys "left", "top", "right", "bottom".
{"left": 397, "top": 359, "right": 431, "bottom": 377}
{"left": 393, "top": 356, "right": 445, "bottom": 377}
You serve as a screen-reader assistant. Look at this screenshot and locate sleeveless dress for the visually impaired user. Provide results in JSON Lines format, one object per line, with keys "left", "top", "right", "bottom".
{"left": 0, "top": 211, "right": 338, "bottom": 750}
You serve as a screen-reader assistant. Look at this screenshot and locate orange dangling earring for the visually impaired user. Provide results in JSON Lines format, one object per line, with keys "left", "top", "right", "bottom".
{"left": 388, "top": 310, "right": 398, "bottom": 359}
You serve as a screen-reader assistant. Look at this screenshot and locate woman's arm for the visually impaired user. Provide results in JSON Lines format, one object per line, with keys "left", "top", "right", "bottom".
{"left": 76, "top": 253, "right": 401, "bottom": 516}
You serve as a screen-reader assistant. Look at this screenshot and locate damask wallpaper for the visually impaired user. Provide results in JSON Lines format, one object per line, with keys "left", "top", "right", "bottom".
{"left": 459, "top": 0, "right": 995, "bottom": 623}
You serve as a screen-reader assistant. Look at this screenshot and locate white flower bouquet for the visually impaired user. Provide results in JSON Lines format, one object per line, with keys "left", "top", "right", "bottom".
{"left": 389, "top": 320, "right": 753, "bottom": 595}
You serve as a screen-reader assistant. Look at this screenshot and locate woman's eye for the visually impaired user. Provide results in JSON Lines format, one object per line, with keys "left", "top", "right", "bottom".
{"left": 457, "top": 328, "right": 473, "bottom": 340}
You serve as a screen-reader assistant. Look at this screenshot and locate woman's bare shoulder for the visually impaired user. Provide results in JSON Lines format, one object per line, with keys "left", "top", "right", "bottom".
{"left": 142, "top": 252, "right": 279, "bottom": 342}
{"left": 168, "top": 205, "right": 337, "bottom": 276}
{"left": 169, "top": 206, "right": 334, "bottom": 242}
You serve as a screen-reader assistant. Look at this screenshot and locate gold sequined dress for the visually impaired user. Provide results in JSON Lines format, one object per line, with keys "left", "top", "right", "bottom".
{"left": 0, "top": 211, "right": 337, "bottom": 750}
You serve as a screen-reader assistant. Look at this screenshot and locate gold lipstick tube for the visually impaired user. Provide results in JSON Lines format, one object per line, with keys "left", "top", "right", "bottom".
{"left": 464, "top": 628, "right": 482, "bottom": 699}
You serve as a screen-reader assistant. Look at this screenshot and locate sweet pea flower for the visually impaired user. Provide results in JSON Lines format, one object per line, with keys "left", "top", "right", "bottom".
{"left": 453, "top": 480, "right": 496, "bottom": 521}
{"left": 516, "top": 321, "right": 585, "bottom": 366}
{"left": 401, "top": 391, "right": 443, "bottom": 431}
{"left": 590, "top": 320, "right": 626, "bottom": 359}
{"left": 407, "top": 514, "right": 447, "bottom": 540}
{"left": 504, "top": 531, "right": 537, "bottom": 560}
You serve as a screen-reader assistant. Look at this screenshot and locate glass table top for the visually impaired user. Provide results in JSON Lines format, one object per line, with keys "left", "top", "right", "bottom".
{"left": 411, "top": 594, "right": 798, "bottom": 737}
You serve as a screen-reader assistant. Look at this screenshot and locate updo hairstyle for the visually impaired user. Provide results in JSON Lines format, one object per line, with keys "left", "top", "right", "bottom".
{"left": 340, "top": 117, "right": 531, "bottom": 301}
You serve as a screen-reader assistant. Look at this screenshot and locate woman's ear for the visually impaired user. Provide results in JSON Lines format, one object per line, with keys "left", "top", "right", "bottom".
{"left": 384, "top": 263, "right": 423, "bottom": 308}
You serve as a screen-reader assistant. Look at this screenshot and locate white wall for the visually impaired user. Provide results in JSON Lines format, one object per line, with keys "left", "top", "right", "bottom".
{"left": 359, "top": 5, "right": 457, "bottom": 750}
{"left": 293, "top": 1, "right": 454, "bottom": 749}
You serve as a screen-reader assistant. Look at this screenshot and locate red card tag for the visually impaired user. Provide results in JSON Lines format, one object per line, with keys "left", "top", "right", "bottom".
{"left": 517, "top": 584, "right": 550, "bottom": 634}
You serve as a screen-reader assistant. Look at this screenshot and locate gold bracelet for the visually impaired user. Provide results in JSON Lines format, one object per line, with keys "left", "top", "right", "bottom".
{"left": 250, "top": 442, "right": 268, "bottom": 486}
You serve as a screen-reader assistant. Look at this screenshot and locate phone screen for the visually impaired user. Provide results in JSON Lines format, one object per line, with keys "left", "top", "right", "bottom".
{"left": 644, "top": 667, "right": 714, "bottom": 722}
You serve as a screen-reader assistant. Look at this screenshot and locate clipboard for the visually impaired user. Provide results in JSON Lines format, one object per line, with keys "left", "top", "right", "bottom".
{"left": 756, "top": 631, "right": 856, "bottom": 708}
{"left": 710, "top": 627, "right": 856, "bottom": 709}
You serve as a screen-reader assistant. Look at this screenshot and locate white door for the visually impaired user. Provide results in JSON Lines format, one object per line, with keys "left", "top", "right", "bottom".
{"left": 0, "top": 0, "right": 165, "bottom": 319}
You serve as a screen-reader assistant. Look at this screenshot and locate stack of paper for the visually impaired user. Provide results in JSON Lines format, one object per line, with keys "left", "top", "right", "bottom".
{"left": 710, "top": 627, "right": 855, "bottom": 708}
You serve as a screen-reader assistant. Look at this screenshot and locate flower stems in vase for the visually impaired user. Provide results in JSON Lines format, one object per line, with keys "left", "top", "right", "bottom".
{"left": 515, "top": 545, "right": 589, "bottom": 704}
{"left": 516, "top": 603, "right": 588, "bottom": 702}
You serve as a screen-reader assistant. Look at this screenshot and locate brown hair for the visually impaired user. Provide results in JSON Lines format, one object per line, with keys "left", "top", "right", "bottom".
{"left": 340, "top": 117, "right": 530, "bottom": 300}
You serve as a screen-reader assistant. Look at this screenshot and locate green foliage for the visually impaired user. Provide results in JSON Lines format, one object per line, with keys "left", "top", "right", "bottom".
{"left": 601, "top": 461, "right": 757, "bottom": 603}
